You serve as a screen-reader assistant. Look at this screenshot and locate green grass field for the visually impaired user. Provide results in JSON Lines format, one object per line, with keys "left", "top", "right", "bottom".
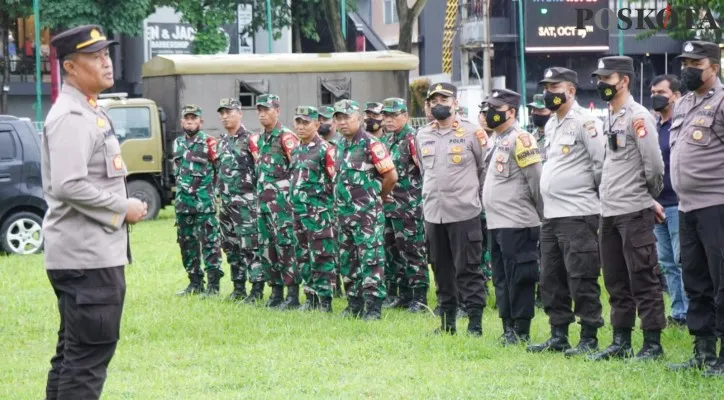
{"left": 1, "top": 208, "right": 722, "bottom": 399}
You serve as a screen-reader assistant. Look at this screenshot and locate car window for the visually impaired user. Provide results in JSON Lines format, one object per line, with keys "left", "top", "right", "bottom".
{"left": 106, "top": 107, "right": 152, "bottom": 143}
{"left": 0, "top": 130, "right": 17, "bottom": 160}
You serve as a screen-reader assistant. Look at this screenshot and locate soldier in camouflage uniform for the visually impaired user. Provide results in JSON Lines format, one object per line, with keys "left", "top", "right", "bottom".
{"left": 215, "top": 98, "right": 263, "bottom": 301}
{"left": 380, "top": 97, "right": 429, "bottom": 313}
{"left": 252, "top": 94, "right": 301, "bottom": 309}
{"left": 290, "top": 106, "right": 338, "bottom": 312}
{"left": 457, "top": 105, "right": 469, "bottom": 119}
{"left": 364, "top": 102, "right": 385, "bottom": 139}
{"left": 334, "top": 100, "right": 398, "bottom": 320}
{"left": 318, "top": 105, "right": 343, "bottom": 297}
{"left": 174, "top": 104, "right": 224, "bottom": 296}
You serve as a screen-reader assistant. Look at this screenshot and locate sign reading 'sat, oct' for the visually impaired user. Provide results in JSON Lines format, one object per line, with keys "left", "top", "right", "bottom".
{"left": 525, "top": 0, "right": 609, "bottom": 53}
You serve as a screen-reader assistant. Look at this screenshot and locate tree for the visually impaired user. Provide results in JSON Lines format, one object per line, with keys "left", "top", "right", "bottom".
{"left": 161, "top": 0, "right": 238, "bottom": 54}
{"left": 636, "top": 1, "right": 724, "bottom": 44}
{"left": 40, "top": 0, "right": 160, "bottom": 36}
{"left": 0, "top": 0, "right": 32, "bottom": 113}
{"left": 395, "top": 0, "right": 427, "bottom": 98}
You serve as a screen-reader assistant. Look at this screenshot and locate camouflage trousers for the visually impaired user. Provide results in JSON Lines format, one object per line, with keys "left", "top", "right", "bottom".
{"left": 259, "top": 200, "right": 298, "bottom": 286}
{"left": 338, "top": 210, "right": 387, "bottom": 300}
{"left": 293, "top": 205, "right": 337, "bottom": 298}
{"left": 383, "top": 213, "right": 429, "bottom": 290}
{"left": 175, "top": 212, "right": 223, "bottom": 276}
{"left": 219, "top": 200, "right": 263, "bottom": 283}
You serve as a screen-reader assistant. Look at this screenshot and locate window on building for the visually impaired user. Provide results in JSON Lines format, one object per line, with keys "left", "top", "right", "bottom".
{"left": 106, "top": 107, "right": 152, "bottom": 143}
{"left": 238, "top": 80, "right": 269, "bottom": 108}
{"left": 384, "top": 0, "right": 398, "bottom": 24}
{"left": 0, "top": 130, "right": 18, "bottom": 160}
{"left": 319, "top": 77, "right": 351, "bottom": 106}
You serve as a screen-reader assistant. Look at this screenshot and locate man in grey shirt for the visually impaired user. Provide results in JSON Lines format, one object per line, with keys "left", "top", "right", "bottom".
{"left": 416, "top": 82, "right": 488, "bottom": 336}
{"left": 588, "top": 56, "right": 666, "bottom": 363}
{"left": 482, "top": 88, "right": 543, "bottom": 345}
{"left": 526, "top": 67, "right": 606, "bottom": 357}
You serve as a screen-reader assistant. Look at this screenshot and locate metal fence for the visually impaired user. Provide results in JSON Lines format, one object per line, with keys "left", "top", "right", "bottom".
{"left": 409, "top": 118, "right": 429, "bottom": 129}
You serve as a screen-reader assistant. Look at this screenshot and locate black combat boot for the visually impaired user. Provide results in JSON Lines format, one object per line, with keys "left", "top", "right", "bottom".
{"left": 228, "top": 280, "right": 247, "bottom": 301}
{"left": 434, "top": 305, "right": 442, "bottom": 317}
{"left": 265, "top": 285, "right": 284, "bottom": 308}
{"left": 341, "top": 296, "right": 364, "bottom": 318}
{"left": 515, "top": 319, "right": 531, "bottom": 343}
{"left": 407, "top": 288, "right": 428, "bottom": 313}
{"left": 334, "top": 275, "right": 343, "bottom": 298}
{"left": 500, "top": 319, "right": 517, "bottom": 346}
{"left": 176, "top": 273, "right": 205, "bottom": 296}
{"left": 280, "top": 285, "right": 301, "bottom": 310}
{"left": 565, "top": 324, "right": 599, "bottom": 357}
{"left": 587, "top": 327, "right": 634, "bottom": 361}
{"left": 202, "top": 270, "right": 221, "bottom": 297}
{"left": 466, "top": 307, "right": 484, "bottom": 336}
{"left": 667, "top": 336, "right": 718, "bottom": 371}
{"left": 434, "top": 308, "right": 457, "bottom": 335}
{"left": 703, "top": 341, "right": 724, "bottom": 377}
{"left": 244, "top": 281, "right": 265, "bottom": 304}
{"left": 319, "top": 296, "right": 333, "bottom": 313}
{"left": 527, "top": 324, "right": 571, "bottom": 353}
{"left": 387, "top": 286, "right": 412, "bottom": 309}
{"left": 362, "top": 296, "right": 383, "bottom": 321}
{"left": 634, "top": 330, "right": 664, "bottom": 361}
{"left": 382, "top": 280, "right": 398, "bottom": 308}
{"left": 457, "top": 304, "right": 468, "bottom": 319}
{"left": 301, "top": 293, "right": 320, "bottom": 311}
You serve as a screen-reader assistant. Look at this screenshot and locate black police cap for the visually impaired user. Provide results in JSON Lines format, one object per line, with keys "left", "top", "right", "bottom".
{"left": 427, "top": 82, "right": 457, "bottom": 100}
{"left": 539, "top": 67, "right": 578, "bottom": 85}
{"left": 484, "top": 88, "right": 521, "bottom": 109}
{"left": 591, "top": 56, "right": 635, "bottom": 77}
{"left": 51, "top": 25, "right": 118, "bottom": 60}
{"left": 676, "top": 40, "right": 721, "bottom": 64}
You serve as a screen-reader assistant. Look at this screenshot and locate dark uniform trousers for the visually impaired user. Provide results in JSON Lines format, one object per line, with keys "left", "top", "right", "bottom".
{"left": 600, "top": 208, "right": 665, "bottom": 330}
{"left": 426, "top": 216, "right": 487, "bottom": 312}
{"left": 489, "top": 227, "right": 540, "bottom": 321}
{"left": 540, "top": 215, "right": 604, "bottom": 327}
{"left": 46, "top": 266, "right": 126, "bottom": 400}
{"left": 679, "top": 204, "right": 724, "bottom": 338}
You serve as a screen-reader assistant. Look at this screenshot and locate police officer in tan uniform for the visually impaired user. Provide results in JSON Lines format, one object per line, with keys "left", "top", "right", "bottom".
{"left": 667, "top": 41, "right": 724, "bottom": 377}
{"left": 482, "top": 89, "right": 544, "bottom": 346}
{"left": 589, "top": 56, "right": 666, "bottom": 362}
{"left": 42, "top": 25, "right": 147, "bottom": 400}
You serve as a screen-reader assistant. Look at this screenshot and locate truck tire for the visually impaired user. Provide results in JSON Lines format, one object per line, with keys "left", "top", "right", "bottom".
{"left": 128, "top": 180, "right": 161, "bottom": 220}
{"left": 0, "top": 211, "right": 44, "bottom": 255}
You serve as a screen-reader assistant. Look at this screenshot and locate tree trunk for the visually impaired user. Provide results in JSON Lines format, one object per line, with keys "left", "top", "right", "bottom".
{"left": 395, "top": 0, "right": 428, "bottom": 101}
{"left": 1, "top": 12, "right": 10, "bottom": 114}
{"left": 321, "top": 0, "right": 346, "bottom": 52}
{"left": 292, "top": 18, "right": 302, "bottom": 53}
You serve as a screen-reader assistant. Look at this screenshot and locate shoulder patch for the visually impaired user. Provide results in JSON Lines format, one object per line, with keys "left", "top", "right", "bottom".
{"left": 633, "top": 118, "right": 647, "bottom": 138}
{"left": 583, "top": 120, "right": 598, "bottom": 137}
{"left": 475, "top": 129, "right": 488, "bottom": 147}
{"left": 515, "top": 133, "right": 541, "bottom": 168}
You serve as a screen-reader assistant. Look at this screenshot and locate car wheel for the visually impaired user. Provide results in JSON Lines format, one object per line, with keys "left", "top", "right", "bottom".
{"left": 128, "top": 180, "right": 161, "bottom": 220}
{"left": 0, "top": 211, "right": 44, "bottom": 255}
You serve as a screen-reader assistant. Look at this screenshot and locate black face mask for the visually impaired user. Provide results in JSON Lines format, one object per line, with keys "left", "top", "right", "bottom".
{"left": 544, "top": 91, "right": 567, "bottom": 111}
{"left": 184, "top": 128, "right": 199, "bottom": 136}
{"left": 597, "top": 81, "right": 619, "bottom": 102}
{"left": 651, "top": 95, "right": 670, "bottom": 112}
{"left": 486, "top": 109, "right": 508, "bottom": 129}
{"left": 431, "top": 104, "right": 452, "bottom": 120}
{"left": 531, "top": 114, "right": 550, "bottom": 128}
{"left": 365, "top": 118, "right": 382, "bottom": 132}
{"left": 681, "top": 67, "right": 705, "bottom": 91}
{"left": 318, "top": 123, "right": 332, "bottom": 136}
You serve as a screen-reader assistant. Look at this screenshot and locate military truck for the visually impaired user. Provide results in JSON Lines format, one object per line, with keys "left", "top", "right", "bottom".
{"left": 98, "top": 94, "right": 176, "bottom": 220}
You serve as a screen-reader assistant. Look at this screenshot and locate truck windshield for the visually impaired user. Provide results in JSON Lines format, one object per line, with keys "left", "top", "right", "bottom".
{"left": 106, "top": 107, "right": 151, "bottom": 143}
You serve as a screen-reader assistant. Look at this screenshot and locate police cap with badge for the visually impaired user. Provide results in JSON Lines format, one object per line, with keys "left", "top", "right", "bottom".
{"left": 51, "top": 25, "right": 118, "bottom": 59}
{"left": 427, "top": 82, "right": 458, "bottom": 100}
{"left": 591, "top": 56, "right": 635, "bottom": 77}
{"left": 484, "top": 89, "right": 521, "bottom": 110}
{"left": 676, "top": 40, "right": 721, "bottom": 63}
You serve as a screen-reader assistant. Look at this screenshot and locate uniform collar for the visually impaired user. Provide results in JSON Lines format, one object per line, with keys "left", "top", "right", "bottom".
{"left": 62, "top": 84, "right": 99, "bottom": 111}
{"left": 264, "top": 122, "right": 282, "bottom": 136}
{"left": 694, "top": 81, "right": 722, "bottom": 99}
{"left": 495, "top": 123, "right": 518, "bottom": 138}
{"left": 432, "top": 117, "right": 460, "bottom": 131}
{"left": 611, "top": 94, "right": 635, "bottom": 116}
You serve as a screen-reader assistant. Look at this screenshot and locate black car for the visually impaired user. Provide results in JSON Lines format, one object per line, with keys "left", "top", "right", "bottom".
{"left": 0, "top": 115, "right": 46, "bottom": 255}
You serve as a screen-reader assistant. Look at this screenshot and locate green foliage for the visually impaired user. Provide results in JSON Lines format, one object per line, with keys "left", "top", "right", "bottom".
{"left": 244, "top": 0, "right": 357, "bottom": 42}
{"left": 39, "top": 0, "right": 159, "bottom": 36}
{"left": 0, "top": 0, "right": 32, "bottom": 21}
{"left": 162, "top": 0, "right": 238, "bottom": 54}
{"left": 635, "top": 1, "right": 723, "bottom": 43}
{"left": 409, "top": 77, "right": 431, "bottom": 117}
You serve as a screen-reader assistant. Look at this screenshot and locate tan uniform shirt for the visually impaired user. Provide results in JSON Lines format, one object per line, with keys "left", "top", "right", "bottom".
{"left": 41, "top": 84, "right": 130, "bottom": 270}
{"left": 540, "top": 102, "right": 605, "bottom": 219}
{"left": 483, "top": 123, "right": 544, "bottom": 229}
{"left": 600, "top": 95, "right": 665, "bottom": 217}
{"left": 416, "top": 117, "right": 488, "bottom": 224}
{"left": 670, "top": 82, "right": 724, "bottom": 213}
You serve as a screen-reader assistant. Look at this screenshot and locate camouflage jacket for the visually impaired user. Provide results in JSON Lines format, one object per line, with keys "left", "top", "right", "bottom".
{"left": 335, "top": 128, "right": 395, "bottom": 217}
{"left": 216, "top": 125, "right": 257, "bottom": 205}
{"left": 173, "top": 130, "right": 218, "bottom": 214}
{"left": 290, "top": 134, "right": 336, "bottom": 212}
{"left": 380, "top": 123, "right": 422, "bottom": 218}
{"left": 251, "top": 122, "right": 299, "bottom": 204}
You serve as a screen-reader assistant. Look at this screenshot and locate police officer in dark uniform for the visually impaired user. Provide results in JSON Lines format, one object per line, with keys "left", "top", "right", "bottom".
{"left": 42, "top": 25, "right": 147, "bottom": 399}
{"left": 667, "top": 41, "right": 724, "bottom": 377}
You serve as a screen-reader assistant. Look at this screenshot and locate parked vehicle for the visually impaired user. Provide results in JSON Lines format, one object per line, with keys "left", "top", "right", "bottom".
{"left": 0, "top": 115, "right": 47, "bottom": 255}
